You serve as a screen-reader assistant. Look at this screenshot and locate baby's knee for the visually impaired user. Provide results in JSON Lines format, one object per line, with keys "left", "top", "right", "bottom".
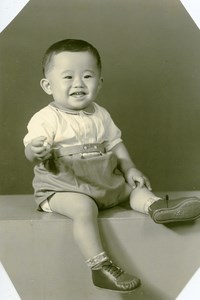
{"left": 76, "top": 197, "right": 98, "bottom": 219}
{"left": 49, "top": 192, "right": 98, "bottom": 219}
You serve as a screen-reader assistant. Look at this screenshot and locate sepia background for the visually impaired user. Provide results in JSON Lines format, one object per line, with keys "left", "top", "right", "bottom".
{"left": 1, "top": 0, "right": 200, "bottom": 194}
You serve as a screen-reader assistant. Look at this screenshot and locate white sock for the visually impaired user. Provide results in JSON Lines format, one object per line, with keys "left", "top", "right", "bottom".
{"left": 130, "top": 186, "right": 161, "bottom": 214}
{"left": 86, "top": 252, "right": 109, "bottom": 270}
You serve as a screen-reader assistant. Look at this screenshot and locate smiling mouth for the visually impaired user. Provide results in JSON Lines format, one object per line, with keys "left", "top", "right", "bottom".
{"left": 70, "top": 92, "right": 86, "bottom": 97}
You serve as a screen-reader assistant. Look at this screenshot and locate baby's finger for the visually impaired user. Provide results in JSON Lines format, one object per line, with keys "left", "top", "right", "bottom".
{"left": 132, "top": 181, "right": 136, "bottom": 189}
{"left": 136, "top": 176, "right": 145, "bottom": 188}
{"left": 43, "top": 141, "right": 48, "bottom": 148}
{"left": 127, "top": 175, "right": 136, "bottom": 189}
{"left": 144, "top": 177, "right": 152, "bottom": 190}
{"left": 32, "top": 146, "right": 46, "bottom": 155}
{"left": 31, "top": 136, "right": 47, "bottom": 147}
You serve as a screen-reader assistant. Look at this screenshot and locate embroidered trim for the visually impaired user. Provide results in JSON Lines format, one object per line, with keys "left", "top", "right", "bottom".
{"left": 86, "top": 252, "right": 108, "bottom": 269}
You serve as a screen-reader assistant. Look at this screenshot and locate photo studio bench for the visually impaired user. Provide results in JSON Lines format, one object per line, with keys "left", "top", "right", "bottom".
{"left": 0, "top": 192, "right": 200, "bottom": 300}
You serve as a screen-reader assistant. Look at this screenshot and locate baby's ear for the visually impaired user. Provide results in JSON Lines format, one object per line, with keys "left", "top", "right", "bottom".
{"left": 98, "top": 76, "right": 104, "bottom": 91}
{"left": 40, "top": 78, "right": 52, "bottom": 95}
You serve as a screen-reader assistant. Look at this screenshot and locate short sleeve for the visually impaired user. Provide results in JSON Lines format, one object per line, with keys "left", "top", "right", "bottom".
{"left": 23, "top": 107, "right": 56, "bottom": 147}
{"left": 98, "top": 105, "right": 122, "bottom": 151}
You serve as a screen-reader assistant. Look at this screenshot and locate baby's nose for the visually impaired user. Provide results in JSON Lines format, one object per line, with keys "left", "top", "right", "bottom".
{"left": 73, "top": 77, "right": 84, "bottom": 87}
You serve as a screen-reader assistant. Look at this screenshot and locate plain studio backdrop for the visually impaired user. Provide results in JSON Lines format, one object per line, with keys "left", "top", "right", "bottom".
{"left": 1, "top": 0, "right": 200, "bottom": 195}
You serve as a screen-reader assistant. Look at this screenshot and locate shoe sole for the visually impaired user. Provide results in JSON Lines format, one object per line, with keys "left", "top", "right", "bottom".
{"left": 93, "top": 278, "right": 141, "bottom": 294}
{"left": 151, "top": 199, "right": 200, "bottom": 224}
{"left": 94, "top": 285, "right": 140, "bottom": 293}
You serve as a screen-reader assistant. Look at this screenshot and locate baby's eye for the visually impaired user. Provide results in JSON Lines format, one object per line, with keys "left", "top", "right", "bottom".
{"left": 64, "top": 75, "right": 73, "bottom": 79}
{"left": 84, "top": 74, "right": 93, "bottom": 79}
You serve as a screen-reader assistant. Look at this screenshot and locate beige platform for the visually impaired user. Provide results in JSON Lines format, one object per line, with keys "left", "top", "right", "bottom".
{"left": 0, "top": 192, "right": 200, "bottom": 300}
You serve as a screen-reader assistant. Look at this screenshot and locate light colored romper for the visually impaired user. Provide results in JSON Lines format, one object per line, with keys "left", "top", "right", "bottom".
{"left": 23, "top": 102, "right": 132, "bottom": 211}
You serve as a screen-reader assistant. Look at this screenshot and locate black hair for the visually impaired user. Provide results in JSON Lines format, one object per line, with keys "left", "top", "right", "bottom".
{"left": 42, "top": 39, "right": 102, "bottom": 76}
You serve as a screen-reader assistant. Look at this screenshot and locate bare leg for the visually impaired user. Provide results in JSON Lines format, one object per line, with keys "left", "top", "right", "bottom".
{"left": 49, "top": 192, "right": 104, "bottom": 260}
{"left": 49, "top": 191, "right": 141, "bottom": 292}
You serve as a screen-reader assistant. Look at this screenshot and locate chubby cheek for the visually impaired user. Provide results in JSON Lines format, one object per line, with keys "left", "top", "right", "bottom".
{"left": 93, "top": 86, "right": 101, "bottom": 97}
{"left": 56, "top": 86, "right": 70, "bottom": 97}
{"left": 90, "top": 82, "right": 101, "bottom": 94}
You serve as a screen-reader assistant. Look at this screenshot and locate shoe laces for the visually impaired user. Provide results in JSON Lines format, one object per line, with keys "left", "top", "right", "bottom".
{"left": 102, "top": 261, "right": 124, "bottom": 279}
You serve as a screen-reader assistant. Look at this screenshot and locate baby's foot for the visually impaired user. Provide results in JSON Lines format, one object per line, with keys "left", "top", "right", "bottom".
{"left": 92, "top": 260, "right": 141, "bottom": 293}
{"left": 148, "top": 196, "right": 200, "bottom": 224}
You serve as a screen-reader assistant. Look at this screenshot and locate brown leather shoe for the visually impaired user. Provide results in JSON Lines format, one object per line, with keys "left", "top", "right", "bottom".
{"left": 148, "top": 196, "right": 200, "bottom": 224}
{"left": 92, "top": 260, "right": 141, "bottom": 293}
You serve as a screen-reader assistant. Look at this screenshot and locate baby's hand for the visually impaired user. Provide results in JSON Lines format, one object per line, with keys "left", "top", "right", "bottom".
{"left": 30, "top": 136, "right": 52, "bottom": 161}
{"left": 125, "top": 167, "right": 152, "bottom": 190}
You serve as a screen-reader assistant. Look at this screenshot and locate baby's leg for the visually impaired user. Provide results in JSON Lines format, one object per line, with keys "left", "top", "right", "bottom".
{"left": 129, "top": 186, "right": 160, "bottom": 214}
{"left": 49, "top": 192, "right": 103, "bottom": 259}
{"left": 49, "top": 192, "right": 140, "bottom": 292}
{"left": 130, "top": 186, "right": 200, "bottom": 224}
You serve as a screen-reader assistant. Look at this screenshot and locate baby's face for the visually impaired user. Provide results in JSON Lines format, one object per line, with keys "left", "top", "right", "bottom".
{"left": 42, "top": 51, "right": 103, "bottom": 110}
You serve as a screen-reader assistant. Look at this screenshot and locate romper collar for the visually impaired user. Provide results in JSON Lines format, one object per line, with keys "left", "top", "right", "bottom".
{"left": 49, "top": 101, "right": 95, "bottom": 115}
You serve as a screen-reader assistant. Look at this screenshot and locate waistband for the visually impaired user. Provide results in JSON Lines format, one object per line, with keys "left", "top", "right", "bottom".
{"left": 54, "top": 143, "right": 106, "bottom": 158}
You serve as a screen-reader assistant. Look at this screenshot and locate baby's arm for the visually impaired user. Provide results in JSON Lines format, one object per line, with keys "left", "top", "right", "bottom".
{"left": 25, "top": 136, "right": 52, "bottom": 163}
{"left": 112, "top": 142, "right": 151, "bottom": 190}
